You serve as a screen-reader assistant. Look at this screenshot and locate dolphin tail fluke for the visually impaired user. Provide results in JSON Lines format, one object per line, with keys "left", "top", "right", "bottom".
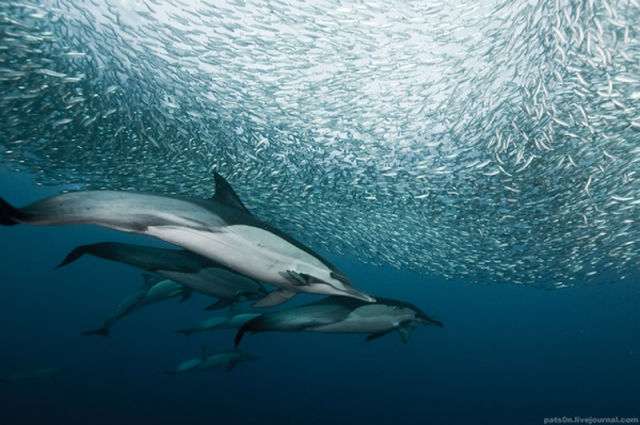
{"left": 364, "top": 329, "right": 393, "bottom": 342}
{"left": 176, "top": 329, "right": 193, "bottom": 336}
{"left": 234, "top": 315, "right": 264, "bottom": 347}
{"left": 0, "top": 198, "right": 27, "bottom": 226}
{"left": 82, "top": 327, "right": 110, "bottom": 337}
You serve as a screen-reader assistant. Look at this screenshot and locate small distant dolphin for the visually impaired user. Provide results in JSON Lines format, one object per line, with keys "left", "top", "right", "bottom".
{"left": 0, "top": 367, "right": 61, "bottom": 383}
{"left": 83, "top": 274, "right": 192, "bottom": 336}
{"left": 0, "top": 172, "right": 373, "bottom": 307}
{"left": 58, "top": 242, "right": 268, "bottom": 310}
{"left": 177, "top": 312, "right": 261, "bottom": 336}
{"left": 235, "top": 296, "right": 443, "bottom": 346}
{"left": 164, "top": 346, "right": 258, "bottom": 374}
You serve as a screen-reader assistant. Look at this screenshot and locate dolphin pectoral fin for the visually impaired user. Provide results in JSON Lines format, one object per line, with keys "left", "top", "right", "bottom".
{"left": 141, "top": 273, "right": 163, "bottom": 288}
{"left": 55, "top": 246, "right": 89, "bottom": 269}
{"left": 365, "top": 329, "right": 393, "bottom": 342}
{"left": 179, "top": 288, "right": 194, "bottom": 302}
{"left": 281, "top": 270, "right": 319, "bottom": 286}
{"left": 398, "top": 326, "right": 411, "bottom": 344}
{"left": 251, "top": 288, "right": 296, "bottom": 308}
{"left": 83, "top": 327, "right": 110, "bottom": 337}
{"left": 279, "top": 270, "right": 307, "bottom": 286}
{"left": 224, "top": 362, "right": 236, "bottom": 373}
{"left": 205, "top": 298, "right": 234, "bottom": 311}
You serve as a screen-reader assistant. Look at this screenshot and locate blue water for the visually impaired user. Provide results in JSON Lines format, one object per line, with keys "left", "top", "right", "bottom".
{"left": 0, "top": 167, "right": 638, "bottom": 425}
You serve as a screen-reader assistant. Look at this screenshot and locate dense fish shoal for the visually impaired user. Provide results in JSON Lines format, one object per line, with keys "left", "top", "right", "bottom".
{"left": 1, "top": 0, "right": 639, "bottom": 287}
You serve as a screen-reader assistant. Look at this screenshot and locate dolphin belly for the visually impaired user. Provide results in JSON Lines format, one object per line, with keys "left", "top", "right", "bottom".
{"left": 145, "top": 224, "right": 330, "bottom": 291}
{"left": 310, "top": 316, "right": 396, "bottom": 333}
{"left": 309, "top": 305, "right": 403, "bottom": 333}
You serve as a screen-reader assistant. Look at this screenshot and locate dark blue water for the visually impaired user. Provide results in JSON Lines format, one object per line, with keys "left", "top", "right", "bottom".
{"left": 0, "top": 167, "right": 639, "bottom": 425}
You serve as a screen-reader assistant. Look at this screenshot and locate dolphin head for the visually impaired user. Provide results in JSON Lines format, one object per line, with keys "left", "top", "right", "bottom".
{"left": 294, "top": 270, "right": 375, "bottom": 302}
{"left": 376, "top": 298, "right": 444, "bottom": 328}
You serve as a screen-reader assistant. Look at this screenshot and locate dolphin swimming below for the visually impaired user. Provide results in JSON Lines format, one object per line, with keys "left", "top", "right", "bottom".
{"left": 0, "top": 367, "right": 62, "bottom": 383}
{"left": 83, "top": 274, "right": 192, "bottom": 337}
{"left": 235, "top": 296, "right": 443, "bottom": 346}
{"left": 164, "top": 346, "right": 258, "bottom": 374}
{"left": 0, "top": 173, "right": 373, "bottom": 307}
{"left": 58, "top": 241, "right": 268, "bottom": 310}
{"left": 177, "top": 312, "right": 262, "bottom": 336}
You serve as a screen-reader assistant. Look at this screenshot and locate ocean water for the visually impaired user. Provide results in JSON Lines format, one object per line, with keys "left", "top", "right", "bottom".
{"left": 1, "top": 0, "right": 639, "bottom": 424}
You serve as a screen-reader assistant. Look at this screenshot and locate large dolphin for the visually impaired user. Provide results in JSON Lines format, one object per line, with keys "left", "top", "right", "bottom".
{"left": 84, "top": 274, "right": 192, "bottom": 336}
{"left": 0, "top": 172, "right": 374, "bottom": 306}
{"left": 235, "top": 296, "right": 443, "bottom": 346}
{"left": 177, "top": 312, "right": 262, "bottom": 336}
{"left": 164, "top": 346, "right": 258, "bottom": 374}
{"left": 57, "top": 241, "right": 268, "bottom": 310}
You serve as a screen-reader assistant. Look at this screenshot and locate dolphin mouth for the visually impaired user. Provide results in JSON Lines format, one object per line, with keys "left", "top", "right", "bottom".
{"left": 419, "top": 315, "right": 444, "bottom": 327}
{"left": 345, "top": 289, "right": 376, "bottom": 303}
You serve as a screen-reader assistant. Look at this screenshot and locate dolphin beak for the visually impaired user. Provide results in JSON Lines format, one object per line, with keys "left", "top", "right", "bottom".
{"left": 419, "top": 315, "right": 443, "bottom": 328}
{"left": 346, "top": 289, "right": 376, "bottom": 303}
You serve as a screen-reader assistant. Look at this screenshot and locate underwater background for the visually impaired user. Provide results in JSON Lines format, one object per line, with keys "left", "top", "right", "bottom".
{"left": 1, "top": 0, "right": 640, "bottom": 424}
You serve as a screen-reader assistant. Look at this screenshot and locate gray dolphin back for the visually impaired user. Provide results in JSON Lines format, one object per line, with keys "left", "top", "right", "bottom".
{"left": 57, "top": 242, "right": 214, "bottom": 273}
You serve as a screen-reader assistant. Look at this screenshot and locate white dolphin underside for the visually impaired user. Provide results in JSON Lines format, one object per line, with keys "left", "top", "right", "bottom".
{"left": 146, "top": 224, "right": 340, "bottom": 294}
{"left": 311, "top": 305, "right": 412, "bottom": 333}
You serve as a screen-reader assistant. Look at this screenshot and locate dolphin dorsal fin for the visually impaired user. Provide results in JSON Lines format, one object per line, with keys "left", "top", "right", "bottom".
{"left": 211, "top": 172, "right": 251, "bottom": 215}
{"left": 141, "top": 273, "right": 163, "bottom": 288}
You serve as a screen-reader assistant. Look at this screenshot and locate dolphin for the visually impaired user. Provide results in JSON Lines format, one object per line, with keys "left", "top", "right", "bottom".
{"left": 0, "top": 367, "right": 61, "bottom": 383}
{"left": 83, "top": 274, "right": 193, "bottom": 336}
{"left": 0, "top": 172, "right": 373, "bottom": 307}
{"left": 177, "top": 312, "right": 262, "bottom": 336}
{"left": 57, "top": 241, "right": 268, "bottom": 310}
{"left": 164, "top": 346, "right": 258, "bottom": 374}
{"left": 235, "top": 296, "right": 443, "bottom": 346}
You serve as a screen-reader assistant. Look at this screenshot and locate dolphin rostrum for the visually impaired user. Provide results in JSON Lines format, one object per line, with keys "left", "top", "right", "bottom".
{"left": 57, "top": 241, "right": 268, "bottom": 310}
{"left": 84, "top": 274, "right": 193, "bottom": 336}
{"left": 235, "top": 296, "right": 443, "bottom": 346}
{"left": 0, "top": 172, "right": 374, "bottom": 307}
{"left": 164, "top": 346, "right": 258, "bottom": 374}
